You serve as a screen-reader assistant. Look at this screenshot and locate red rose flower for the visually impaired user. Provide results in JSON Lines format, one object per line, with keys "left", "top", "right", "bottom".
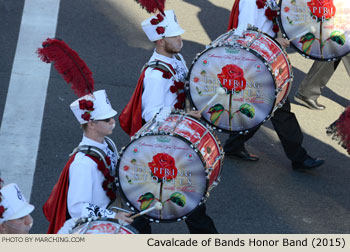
{"left": 156, "top": 14, "right": 164, "bottom": 22}
{"left": 0, "top": 206, "right": 5, "bottom": 218}
{"left": 156, "top": 26, "right": 165, "bottom": 35}
{"left": 273, "top": 23, "right": 280, "bottom": 33}
{"left": 81, "top": 112, "right": 91, "bottom": 121}
{"left": 107, "top": 175, "right": 114, "bottom": 183}
{"left": 105, "top": 156, "right": 111, "bottom": 166}
{"left": 265, "top": 8, "right": 278, "bottom": 20}
{"left": 79, "top": 99, "right": 87, "bottom": 110}
{"left": 148, "top": 153, "right": 178, "bottom": 181}
{"left": 85, "top": 100, "right": 94, "bottom": 111}
{"left": 217, "top": 64, "right": 247, "bottom": 92}
{"left": 174, "top": 102, "right": 183, "bottom": 109}
{"left": 174, "top": 81, "right": 185, "bottom": 89}
{"left": 170, "top": 85, "right": 178, "bottom": 93}
{"left": 107, "top": 191, "right": 116, "bottom": 200}
{"left": 150, "top": 18, "right": 159, "bottom": 25}
{"left": 307, "top": 0, "right": 336, "bottom": 20}
{"left": 102, "top": 180, "right": 109, "bottom": 190}
{"left": 162, "top": 72, "right": 172, "bottom": 79}
{"left": 123, "top": 165, "right": 130, "bottom": 171}
{"left": 256, "top": 0, "right": 266, "bottom": 9}
{"left": 177, "top": 92, "right": 186, "bottom": 103}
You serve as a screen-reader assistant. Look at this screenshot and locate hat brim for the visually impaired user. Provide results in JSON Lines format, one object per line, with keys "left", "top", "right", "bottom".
{"left": 7, "top": 204, "right": 34, "bottom": 221}
{"left": 93, "top": 109, "right": 118, "bottom": 121}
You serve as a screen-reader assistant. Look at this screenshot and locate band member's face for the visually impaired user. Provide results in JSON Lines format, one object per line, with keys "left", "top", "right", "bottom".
{"left": 93, "top": 117, "right": 116, "bottom": 136}
{"left": 3, "top": 215, "right": 33, "bottom": 234}
{"left": 163, "top": 35, "right": 183, "bottom": 53}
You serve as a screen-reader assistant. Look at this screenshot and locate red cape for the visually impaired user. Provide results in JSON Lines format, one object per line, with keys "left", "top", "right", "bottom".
{"left": 43, "top": 154, "right": 76, "bottom": 234}
{"left": 43, "top": 154, "right": 104, "bottom": 233}
{"left": 119, "top": 69, "right": 146, "bottom": 137}
{"left": 227, "top": 0, "right": 240, "bottom": 30}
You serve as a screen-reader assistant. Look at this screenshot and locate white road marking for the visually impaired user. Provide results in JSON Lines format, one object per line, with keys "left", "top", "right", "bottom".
{"left": 0, "top": 0, "right": 60, "bottom": 200}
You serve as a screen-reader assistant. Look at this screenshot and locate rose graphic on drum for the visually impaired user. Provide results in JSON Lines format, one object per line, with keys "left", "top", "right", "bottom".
{"left": 307, "top": 0, "right": 336, "bottom": 21}
{"left": 278, "top": 0, "right": 350, "bottom": 60}
{"left": 148, "top": 153, "right": 178, "bottom": 182}
{"left": 217, "top": 64, "right": 247, "bottom": 93}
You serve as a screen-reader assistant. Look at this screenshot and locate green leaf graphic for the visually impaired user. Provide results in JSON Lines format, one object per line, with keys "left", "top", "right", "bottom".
{"left": 138, "top": 192, "right": 155, "bottom": 210}
{"left": 239, "top": 103, "right": 255, "bottom": 118}
{"left": 330, "top": 31, "right": 345, "bottom": 46}
{"left": 169, "top": 192, "right": 186, "bottom": 207}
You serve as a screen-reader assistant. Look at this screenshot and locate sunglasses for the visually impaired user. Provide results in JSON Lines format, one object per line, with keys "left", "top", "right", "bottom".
{"left": 96, "top": 117, "right": 113, "bottom": 123}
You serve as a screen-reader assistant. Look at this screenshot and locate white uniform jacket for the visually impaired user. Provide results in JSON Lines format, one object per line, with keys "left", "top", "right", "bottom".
{"left": 67, "top": 136, "right": 118, "bottom": 219}
{"left": 237, "top": 0, "right": 276, "bottom": 37}
{"left": 142, "top": 50, "right": 188, "bottom": 122}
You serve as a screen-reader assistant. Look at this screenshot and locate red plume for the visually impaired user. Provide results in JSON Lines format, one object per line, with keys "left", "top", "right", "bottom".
{"left": 134, "top": 0, "right": 166, "bottom": 15}
{"left": 37, "top": 38, "right": 94, "bottom": 97}
{"left": 327, "top": 106, "right": 350, "bottom": 154}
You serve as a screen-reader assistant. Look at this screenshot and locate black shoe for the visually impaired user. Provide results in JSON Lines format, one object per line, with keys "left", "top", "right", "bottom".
{"left": 225, "top": 150, "right": 259, "bottom": 161}
{"left": 294, "top": 93, "right": 326, "bottom": 110}
{"left": 293, "top": 157, "right": 325, "bottom": 171}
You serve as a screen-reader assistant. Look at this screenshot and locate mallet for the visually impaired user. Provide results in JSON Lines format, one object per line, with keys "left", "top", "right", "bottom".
{"left": 199, "top": 87, "right": 226, "bottom": 114}
{"left": 130, "top": 202, "right": 163, "bottom": 219}
{"left": 288, "top": 26, "right": 316, "bottom": 42}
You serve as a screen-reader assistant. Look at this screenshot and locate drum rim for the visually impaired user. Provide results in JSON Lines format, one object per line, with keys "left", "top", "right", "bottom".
{"left": 116, "top": 114, "right": 222, "bottom": 223}
{"left": 277, "top": 0, "right": 348, "bottom": 61}
{"left": 186, "top": 30, "right": 291, "bottom": 134}
{"left": 70, "top": 217, "right": 139, "bottom": 234}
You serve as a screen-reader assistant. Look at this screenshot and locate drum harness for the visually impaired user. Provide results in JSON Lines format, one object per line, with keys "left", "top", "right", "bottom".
{"left": 69, "top": 136, "right": 117, "bottom": 172}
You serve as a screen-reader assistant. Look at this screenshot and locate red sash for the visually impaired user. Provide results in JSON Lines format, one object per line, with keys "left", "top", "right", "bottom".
{"left": 227, "top": 0, "right": 240, "bottom": 30}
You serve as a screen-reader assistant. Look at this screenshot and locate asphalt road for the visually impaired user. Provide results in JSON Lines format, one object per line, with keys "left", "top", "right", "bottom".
{"left": 1, "top": 0, "right": 350, "bottom": 234}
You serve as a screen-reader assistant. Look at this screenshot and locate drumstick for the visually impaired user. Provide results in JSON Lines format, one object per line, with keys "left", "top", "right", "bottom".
{"left": 288, "top": 26, "right": 316, "bottom": 42}
{"left": 199, "top": 87, "right": 226, "bottom": 114}
{"left": 130, "top": 202, "right": 162, "bottom": 219}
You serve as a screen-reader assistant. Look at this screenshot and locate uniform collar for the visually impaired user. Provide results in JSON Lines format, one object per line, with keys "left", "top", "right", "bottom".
{"left": 150, "top": 49, "right": 177, "bottom": 64}
{"left": 79, "top": 135, "right": 108, "bottom": 153}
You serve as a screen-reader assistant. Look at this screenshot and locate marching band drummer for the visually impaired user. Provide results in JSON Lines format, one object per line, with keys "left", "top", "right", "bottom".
{"left": 225, "top": 0, "right": 325, "bottom": 171}
{"left": 119, "top": 9, "right": 218, "bottom": 234}
{"left": 43, "top": 90, "right": 133, "bottom": 234}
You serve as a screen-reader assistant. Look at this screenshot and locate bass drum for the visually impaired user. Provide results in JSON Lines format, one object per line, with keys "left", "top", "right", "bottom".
{"left": 278, "top": 0, "right": 350, "bottom": 60}
{"left": 187, "top": 28, "right": 292, "bottom": 133}
{"left": 69, "top": 218, "right": 138, "bottom": 234}
{"left": 116, "top": 111, "right": 224, "bottom": 222}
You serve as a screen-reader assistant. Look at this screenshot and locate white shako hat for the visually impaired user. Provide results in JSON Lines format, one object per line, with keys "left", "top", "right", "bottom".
{"left": 0, "top": 183, "right": 35, "bottom": 224}
{"left": 141, "top": 9, "right": 185, "bottom": 42}
{"left": 70, "top": 90, "right": 117, "bottom": 124}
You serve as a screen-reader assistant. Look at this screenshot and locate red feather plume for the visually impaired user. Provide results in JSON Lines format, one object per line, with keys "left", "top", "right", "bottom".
{"left": 134, "top": 0, "right": 166, "bottom": 15}
{"left": 37, "top": 38, "right": 94, "bottom": 97}
{"left": 327, "top": 106, "right": 350, "bottom": 154}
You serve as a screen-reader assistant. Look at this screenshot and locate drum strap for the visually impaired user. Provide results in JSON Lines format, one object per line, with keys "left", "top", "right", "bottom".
{"left": 69, "top": 136, "right": 117, "bottom": 170}
{"left": 142, "top": 59, "right": 177, "bottom": 80}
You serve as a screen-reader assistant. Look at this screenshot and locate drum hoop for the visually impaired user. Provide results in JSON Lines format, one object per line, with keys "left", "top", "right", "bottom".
{"left": 116, "top": 115, "right": 223, "bottom": 222}
{"left": 277, "top": 0, "right": 345, "bottom": 61}
{"left": 186, "top": 32, "right": 291, "bottom": 133}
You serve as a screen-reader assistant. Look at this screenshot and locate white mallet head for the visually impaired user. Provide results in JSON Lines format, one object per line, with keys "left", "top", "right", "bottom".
{"left": 154, "top": 202, "right": 162, "bottom": 210}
